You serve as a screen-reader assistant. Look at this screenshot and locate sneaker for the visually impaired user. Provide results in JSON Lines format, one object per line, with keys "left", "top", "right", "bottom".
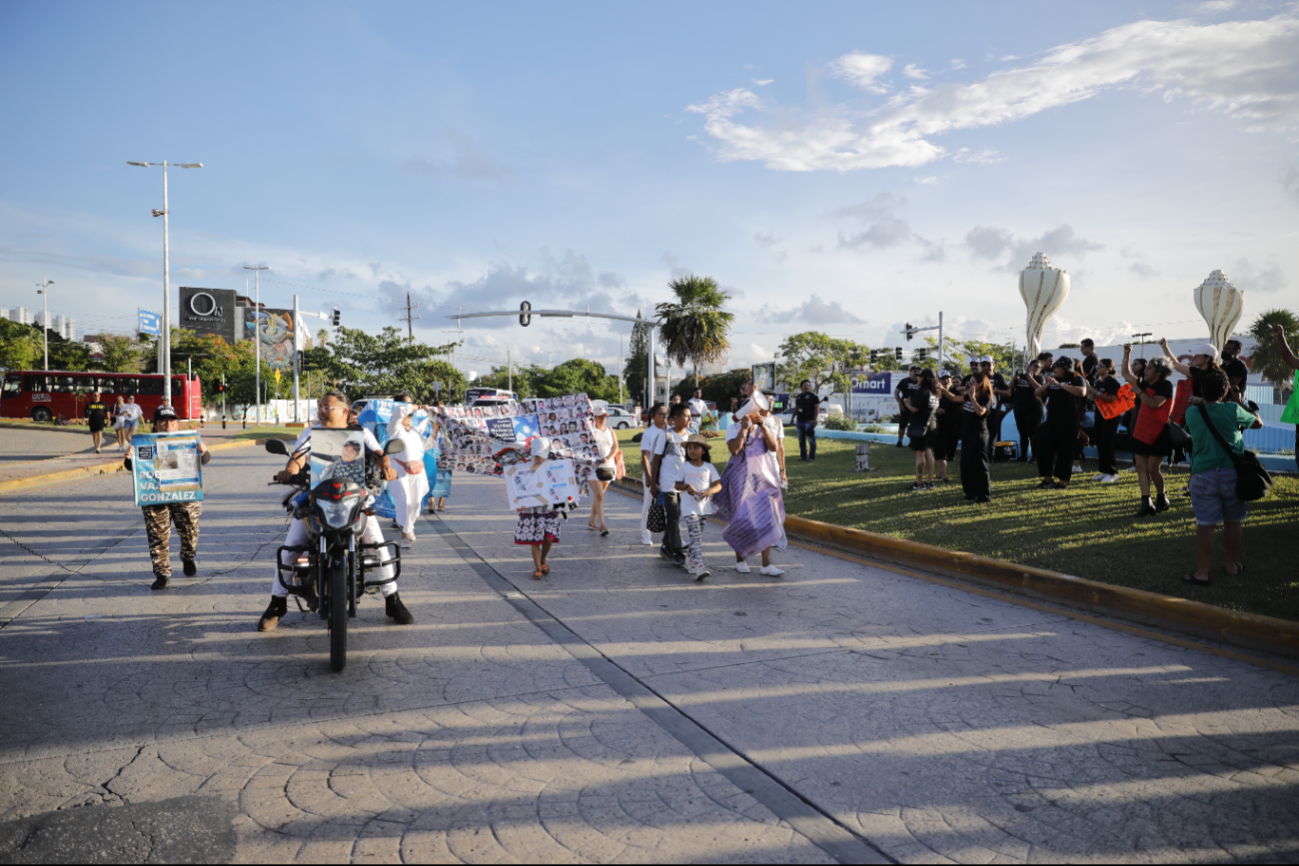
{"left": 759, "top": 565, "right": 785, "bottom": 577}
{"left": 385, "top": 592, "right": 414, "bottom": 625}
{"left": 400, "top": 535, "right": 413, "bottom": 549}
{"left": 659, "top": 546, "right": 678, "bottom": 563}
{"left": 1091, "top": 474, "right": 1105, "bottom": 481}
{"left": 735, "top": 562, "right": 751, "bottom": 574}
{"left": 641, "top": 532, "right": 654, "bottom": 546}
{"left": 909, "top": 482, "right": 926, "bottom": 492}
{"left": 258, "top": 596, "right": 288, "bottom": 631}
{"left": 695, "top": 568, "right": 710, "bottom": 582}
{"left": 150, "top": 573, "right": 170, "bottom": 591}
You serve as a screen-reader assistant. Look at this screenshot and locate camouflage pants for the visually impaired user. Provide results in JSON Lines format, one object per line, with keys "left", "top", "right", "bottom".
{"left": 143, "top": 503, "right": 202, "bottom": 577}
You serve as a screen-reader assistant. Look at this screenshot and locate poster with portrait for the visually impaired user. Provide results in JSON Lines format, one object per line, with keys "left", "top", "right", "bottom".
{"left": 130, "top": 432, "right": 204, "bottom": 506}
{"left": 503, "top": 458, "right": 581, "bottom": 510}
{"left": 356, "top": 399, "right": 437, "bottom": 519}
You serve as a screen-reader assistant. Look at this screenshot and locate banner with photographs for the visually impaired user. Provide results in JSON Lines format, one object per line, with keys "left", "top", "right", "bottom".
{"left": 130, "top": 432, "right": 204, "bottom": 506}
{"left": 434, "top": 393, "right": 601, "bottom": 492}
{"left": 503, "top": 458, "right": 581, "bottom": 510}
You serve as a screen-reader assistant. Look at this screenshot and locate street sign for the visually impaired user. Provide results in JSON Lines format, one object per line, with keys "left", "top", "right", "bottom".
{"left": 138, "top": 310, "right": 161, "bottom": 336}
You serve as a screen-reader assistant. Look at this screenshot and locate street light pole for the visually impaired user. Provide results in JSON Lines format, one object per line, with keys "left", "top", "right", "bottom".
{"left": 127, "top": 160, "right": 202, "bottom": 405}
{"left": 36, "top": 278, "right": 53, "bottom": 371}
{"left": 243, "top": 265, "right": 269, "bottom": 425}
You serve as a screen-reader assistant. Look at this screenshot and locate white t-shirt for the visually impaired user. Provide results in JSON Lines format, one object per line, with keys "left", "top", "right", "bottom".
{"left": 678, "top": 462, "right": 721, "bottom": 518}
{"left": 592, "top": 425, "right": 615, "bottom": 467}
{"left": 658, "top": 428, "right": 688, "bottom": 490}
{"left": 390, "top": 427, "right": 425, "bottom": 477}
{"left": 120, "top": 403, "right": 143, "bottom": 424}
{"left": 640, "top": 424, "right": 666, "bottom": 486}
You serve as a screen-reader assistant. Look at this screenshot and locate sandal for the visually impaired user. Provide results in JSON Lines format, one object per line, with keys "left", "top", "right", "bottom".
{"left": 600, "top": 528, "right": 609, "bottom": 537}
{"left": 541, "top": 564, "right": 550, "bottom": 576}
{"left": 532, "top": 569, "right": 544, "bottom": 580}
{"left": 1181, "top": 572, "right": 1212, "bottom": 586}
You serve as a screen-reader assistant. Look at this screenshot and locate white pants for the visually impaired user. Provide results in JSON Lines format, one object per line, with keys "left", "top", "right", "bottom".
{"left": 272, "top": 516, "right": 397, "bottom": 598}
{"left": 641, "top": 482, "right": 659, "bottom": 538}
{"left": 389, "top": 471, "right": 429, "bottom": 536}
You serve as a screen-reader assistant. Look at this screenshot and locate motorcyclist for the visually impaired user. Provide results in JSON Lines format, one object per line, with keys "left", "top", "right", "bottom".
{"left": 257, "top": 390, "right": 413, "bottom": 631}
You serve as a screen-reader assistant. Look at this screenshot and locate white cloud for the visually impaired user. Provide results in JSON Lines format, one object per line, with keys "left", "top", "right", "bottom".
{"left": 829, "top": 193, "right": 913, "bottom": 250}
{"left": 965, "top": 224, "right": 1104, "bottom": 270}
{"left": 912, "top": 176, "right": 941, "bottom": 184}
{"left": 950, "top": 59, "right": 966, "bottom": 69}
{"left": 903, "top": 63, "right": 930, "bottom": 79}
{"left": 829, "top": 52, "right": 893, "bottom": 93}
{"left": 1283, "top": 166, "right": 1299, "bottom": 205}
{"left": 752, "top": 78, "right": 774, "bottom": 86}
{"left": 688, "top": 12, "right": 1299, "bottom": 172}
{"left": 757, "top": 293, "right": 866, "bottom": 325}
{"left": 952, "top": 147, "right": 1004, "bottom": 164}
{"left": 1230, "top": 258, "right": 1285, "bottom": 293}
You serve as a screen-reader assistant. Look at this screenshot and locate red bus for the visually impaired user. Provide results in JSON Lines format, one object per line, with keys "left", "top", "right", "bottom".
{"left": 0, "top": 371, "right": 203, "bottom": 423}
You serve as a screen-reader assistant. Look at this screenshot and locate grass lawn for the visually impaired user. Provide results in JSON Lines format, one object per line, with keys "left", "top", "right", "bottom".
{"left": 615, "top": 428, "right": 1299, "bottom": 622}
{"left": 230, "top": 427, "right": 303, "bottom": 441}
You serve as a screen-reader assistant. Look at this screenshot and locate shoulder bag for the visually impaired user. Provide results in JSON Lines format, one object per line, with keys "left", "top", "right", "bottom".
{"left": 645, "top": 494, "right": 667, "bottom": 533}
{"left": 1195, "top": 404, "right": 1271, "bottom": 501}
{"left": 1167, "top": 420, "right": 1193, "bottom": 448}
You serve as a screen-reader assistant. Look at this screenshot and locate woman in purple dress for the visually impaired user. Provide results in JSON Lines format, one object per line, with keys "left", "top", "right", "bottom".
{"left": 714, "top": 410, "right": 785, "bottom": 576}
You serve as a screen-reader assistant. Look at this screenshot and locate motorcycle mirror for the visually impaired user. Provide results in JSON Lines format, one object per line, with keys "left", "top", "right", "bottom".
{"left": 384, "top": 439, "right": 406, "bottom": 455}
{"left": 264, "top": 439, "right": 289, "bottom": 456}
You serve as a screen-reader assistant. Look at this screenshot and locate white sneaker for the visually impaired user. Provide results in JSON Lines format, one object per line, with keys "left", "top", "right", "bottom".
{"left": 695, "top": 567, "right": 711, "bottom": 581}
{"left": 1091, "top": 474, "right": 1105, "bottom": 481}
{"left": 641, "top": 533, "right": 653, "bottom": 545}
{"left": 759, "top": 565, "right": 785, "bottom": 577}
{"left": 1101, "top": 474, "right": 1119, "bottom": 483}
{"left": 735, "top": 562, "right": 751, "bottom": 573}
{"left": 400, "top": 536, "right": 413, "bottom": 549}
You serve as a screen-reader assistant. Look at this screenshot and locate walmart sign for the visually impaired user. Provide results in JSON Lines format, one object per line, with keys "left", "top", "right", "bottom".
{"left": 850, "top": 372, "right": 894, "bottom": 395}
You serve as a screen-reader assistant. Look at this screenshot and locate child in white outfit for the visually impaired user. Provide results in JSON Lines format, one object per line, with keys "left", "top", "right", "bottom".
{"left": 675, "top": 434, "right": 723, "bottom": 581}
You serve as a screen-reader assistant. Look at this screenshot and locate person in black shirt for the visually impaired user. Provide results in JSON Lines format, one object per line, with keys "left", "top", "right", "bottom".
{"left": 1033, "top": 357, "right": 1088, "bottom": 488}
{"left": 934, "top": 372, "right": 963, "bottom": 483}
{"left": 982, "top": 358, "right": 1011, "bottom": 460}
{"left": 1160, "top": 337, "right": 1220, "bottom": 406}
{"left": 1089, "top": 358, "right": 1122, "bottom": 482}
{"left": 1221, "top": 339, "right": 1249, "bottom": 404}
{"left": 894, "top": 367, "right": 921, "bottom": 447}
{"left": 84, "top": 391, "right": 109, "bottom": 454}
{"left": 792, "top": 379, "right": 821, "bottom": 461}
{"left": 905, "top": 369, "right": 940, "bottom": 490}
{"left": 959, "top": 369, "right": 994, "bottom": 503}
{"left": 1080, "top": 339, "right": 1099, "bottom": 384}
{"left": 1011, "top": 362, "right": 1043, "bottom": 463}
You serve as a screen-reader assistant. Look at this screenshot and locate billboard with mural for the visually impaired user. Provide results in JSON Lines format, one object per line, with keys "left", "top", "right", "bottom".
{"left": 247, "top": 307, "right": 296, "bottom": 371}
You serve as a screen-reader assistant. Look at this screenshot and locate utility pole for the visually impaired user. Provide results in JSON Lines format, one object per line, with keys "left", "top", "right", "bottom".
{"left": 243, "top": 265, "right": 269, "bottom": 425}
{"left": 400, "top": 292, "right": 421, "bottom": 339}
{"left": 36, "top": 278, "right": 53, "bottom": 371}
{"left": 507, "top": 350, "right": 513, "bottom": 394}
{"left": 292, "top": 294, "right": 302, "bottom": 424}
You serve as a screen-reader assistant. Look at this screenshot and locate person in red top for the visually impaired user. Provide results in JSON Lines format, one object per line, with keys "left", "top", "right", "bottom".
{"left": 1122, "top": 346, "right": 1174, "bottom": 516}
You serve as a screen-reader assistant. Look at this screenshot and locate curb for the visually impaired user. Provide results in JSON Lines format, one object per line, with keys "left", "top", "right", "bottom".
{"left": 0, "top": 439, "right": 259, "bottom": 496}
{"left": 609, "top": 477, "right": 1299, "bottom": 662}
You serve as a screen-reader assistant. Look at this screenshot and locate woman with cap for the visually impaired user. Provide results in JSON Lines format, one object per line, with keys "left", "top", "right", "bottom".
{"left": 1159, "top": 338, "right": 1221, "bottom": 406}
{"left": 675, "top": 433, "right": 723, "bottom": 580}
{"left": 1123, "top": 345, "right": 1175, "bottom": 516}
{"left": 588, "top": 402, "right": 621, "bottom": 536}
{"left": 516, "top": 437, "right": 561, "bottom": 579}
{"left": 1033, "top": 357, "right": 1088, "bottom": 489}
{"left": 934, "top": 371, "right": 963, "bottom": 483}
{"left": 387, "top": 403, "right": 429, "bottom": 548}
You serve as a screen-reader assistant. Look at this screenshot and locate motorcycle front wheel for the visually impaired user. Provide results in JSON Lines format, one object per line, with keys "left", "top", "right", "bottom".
{"left": 328, "top": 559, "right": 347, "bottom": 672}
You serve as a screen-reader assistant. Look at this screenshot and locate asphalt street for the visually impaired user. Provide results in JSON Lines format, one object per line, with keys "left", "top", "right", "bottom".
{"left": 0, "top": 446, "right": 1296, "bottom": 863}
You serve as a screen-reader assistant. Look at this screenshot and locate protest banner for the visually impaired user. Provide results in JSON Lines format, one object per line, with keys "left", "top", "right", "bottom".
{"left": 1096, "top": 383, "right": 1137, "bottom": 420}
{"left": 503, "top": 459, "right": 580, "bottom": 510}
{"left": 1170, "top": 378, "right": 1193, "bottom": 425}
{"left": 131, "top": 432, "right": 204, "bottom": 507}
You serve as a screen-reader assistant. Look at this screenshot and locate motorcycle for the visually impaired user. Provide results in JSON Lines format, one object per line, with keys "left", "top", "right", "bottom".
{"left": 265, "top": 436, "right": 405, "bottom": 672}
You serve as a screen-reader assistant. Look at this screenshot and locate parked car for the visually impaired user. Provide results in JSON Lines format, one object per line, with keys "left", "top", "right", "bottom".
{"left": 605, "top": 407, "right": 640, "bottom": 429}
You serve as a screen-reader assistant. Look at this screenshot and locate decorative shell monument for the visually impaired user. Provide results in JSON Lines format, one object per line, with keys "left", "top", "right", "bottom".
{"left": 1019, "top": 252, "right": 1070, "bottom": 357}
{"left": 1193, "top": 269, "right": 1244, "bottom": 351}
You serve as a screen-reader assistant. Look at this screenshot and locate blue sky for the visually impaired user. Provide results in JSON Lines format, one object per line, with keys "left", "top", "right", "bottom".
{"left": 2, "top": 0, "right": 1296, "bottom": 377}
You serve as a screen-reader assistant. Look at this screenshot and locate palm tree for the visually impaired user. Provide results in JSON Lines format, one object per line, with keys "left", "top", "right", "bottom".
{"left": 655, "top": 276, "right": 735, "bottom": 388}
{"left": 1248, "top": 308, "right": 1299, "bottom": 395}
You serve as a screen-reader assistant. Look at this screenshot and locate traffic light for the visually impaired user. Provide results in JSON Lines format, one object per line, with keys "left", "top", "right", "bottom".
{"left": 916, "top": 348, "right": 928, "bottom": 362}
{"left": 216, "top": 382, "right": 227, "bottom": 394}
{"left": 905, "top": 323, "right": 914, "bottom": 342}
{"left": 869, "top": 349, "right": 879, "bottom": 363}
{"left": 894, "top": 347, "right": 903, "bottom": 361}
{"left": 519, "top": 300, "right": 532, "bottom": 327}
{"left": 331, "top": 308, "right": 341, "bottom": 327}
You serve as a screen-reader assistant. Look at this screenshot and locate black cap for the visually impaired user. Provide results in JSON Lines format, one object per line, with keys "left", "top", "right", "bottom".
{"left": 153, "top": 406, "right": 180, "bottom": 423}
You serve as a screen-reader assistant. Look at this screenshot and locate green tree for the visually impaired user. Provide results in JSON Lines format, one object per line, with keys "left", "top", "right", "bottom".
{"left": 672, "top": 367, "right": 752, "bottom": 407}
{"left": 536, "top": 358, "right": 620, "bottom": 401}
{"left": 315, "top": 326, "right": 460, "bottom": 400}
{"left": 777, "top": 331, "right": 870, "bottom": 395}
{"left": 47, "top": 338, "right": 91, "bottom": 371}
{"left": 476, "top": 364, "right": 542, "bottom": 399}
{"left": 655, "top": 277, "right": 735, "bottom": 388}
{"left": 1248, "top": 308, "right": 1299, "bottom": 395}
{"left": 0, "top": 319, "right": 45, "bottom": 371}
{"left": 94, "top": 335, "right": 144, "bottom": 373}
{"left": 623, "top": 310, "right": 651, "bottom": 405}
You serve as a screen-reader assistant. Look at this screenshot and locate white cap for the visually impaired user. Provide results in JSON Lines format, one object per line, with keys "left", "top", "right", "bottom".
{"left": 979, "top": 355, "right": 994, "bottom": 364}
{"left": 1192, "top": 342, "right": 1219, "bottom": 361}
{"left": 591, "top": 400, "right": 609, "bottom": 416}
{"left": 529, "top": 436, "right": 551, "bottom": 459}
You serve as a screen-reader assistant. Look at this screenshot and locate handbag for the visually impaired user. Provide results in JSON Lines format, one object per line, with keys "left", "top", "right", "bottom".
{"left": 1167, "top": 421, "right": 1192, "bottom": 449}
{"left": 906, "top": 422, "right": 926, "bottom": 439}
{"left": 1195, "top": 404, "right": 1271, "bottom": 501}
{"left": 645, "top": 494, "right": 667, "bottom": 533}
{"left": 596, "top": 465, "right": 614, "bottom": 482}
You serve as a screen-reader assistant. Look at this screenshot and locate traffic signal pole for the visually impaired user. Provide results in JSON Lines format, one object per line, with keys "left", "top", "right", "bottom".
{"left": 902, "top": 312, "right": 944, "bottom": 372}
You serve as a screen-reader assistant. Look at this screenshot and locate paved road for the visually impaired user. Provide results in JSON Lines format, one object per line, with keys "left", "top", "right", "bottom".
{"left": 0, "top": 449, "right": 1296, "bottom": 863}
{"left": 0, "top": 424, "right": 100, "bottom": 462}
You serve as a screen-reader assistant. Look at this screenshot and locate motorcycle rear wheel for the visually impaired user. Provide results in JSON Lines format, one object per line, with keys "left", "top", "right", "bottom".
{"left": 328, "top": 561, "right": 347, "bottom": 672}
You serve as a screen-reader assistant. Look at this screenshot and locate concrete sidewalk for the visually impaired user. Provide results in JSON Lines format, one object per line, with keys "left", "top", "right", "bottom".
{"left": 0, "top": 453, "right": 1296, "bottom": 863}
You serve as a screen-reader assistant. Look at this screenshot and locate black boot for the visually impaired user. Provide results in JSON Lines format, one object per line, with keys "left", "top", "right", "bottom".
{"left": 385, "top": 592, "right": 414, "bottom": 625}
{"left": 258, "top": 596, "right": 288, "bottom": 631}
{"left": 1154, "top": 493, "right": 1171, "bottom": 513}
{"left": 182, "top": 558, "right": 197, "bottom": 577}
{"left": 1135, "top": 497, "right": 1155, "bottom": 517}
{"left": 151, "top": 573, "right": 170, "bottom": 591}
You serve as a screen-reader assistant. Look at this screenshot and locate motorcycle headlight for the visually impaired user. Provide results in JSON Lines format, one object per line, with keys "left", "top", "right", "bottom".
{"left": 318, "top": 498, "right": 357, "bottom": 528}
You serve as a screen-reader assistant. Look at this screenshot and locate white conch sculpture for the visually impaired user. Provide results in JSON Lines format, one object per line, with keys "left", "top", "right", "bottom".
{"left": 1020, "top": 252, "right": 1070, "bottom": 357}
{"left": 1193, "top": 269, "right": 1244, "bottom": 351}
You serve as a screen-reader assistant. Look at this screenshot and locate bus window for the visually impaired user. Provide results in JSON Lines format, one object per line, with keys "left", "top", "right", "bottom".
{"left": 2, "top": 374, "right": 20, "bottom": 398}
{"left": 138, "top": 377, "right": 163, "bottom": 396}
{"left": 117, "top": 377, "right": 139, "bottom": 396}
{"left": 73, "top": 375, "right": 96, "bottom": 393}
{"left": 51, "top": 375, "right": 76, "bottom": 393}
{"left": 23, "top": 374, "right": 49, "bottom": 393}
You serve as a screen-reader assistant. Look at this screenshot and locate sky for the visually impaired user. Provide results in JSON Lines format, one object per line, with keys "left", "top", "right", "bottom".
{"left": 1, "top": 0, "right": 1297, "bottom": 379}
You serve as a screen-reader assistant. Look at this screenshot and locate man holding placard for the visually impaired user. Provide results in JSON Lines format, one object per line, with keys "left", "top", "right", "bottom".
{"left": 126, "top": 406, "right": 211, "bottom": 590}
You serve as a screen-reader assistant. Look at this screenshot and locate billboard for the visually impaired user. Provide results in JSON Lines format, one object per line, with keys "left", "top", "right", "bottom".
{"left": 851, "top": 371, "right": 895, "bottom": 395}
{"left": 247, "top": 307, "right": 296, "bottom": 371}
{"left": 179, "top": 287, "right": 240, "bottom": 343}
{"left": 138, "top": 310, "right": 161, "bottom": 336}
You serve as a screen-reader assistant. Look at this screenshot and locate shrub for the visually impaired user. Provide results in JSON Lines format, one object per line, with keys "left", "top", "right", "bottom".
{"left": 822, "top": 415, "right": 857, "bottom": 431}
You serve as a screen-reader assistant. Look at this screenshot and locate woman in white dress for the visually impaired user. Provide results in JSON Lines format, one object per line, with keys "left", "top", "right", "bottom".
{"left": 588, "top": 402, "right": 621, "bottom": 536}
{"left": 387, "top": 404, "right": 429, "bottom": 548}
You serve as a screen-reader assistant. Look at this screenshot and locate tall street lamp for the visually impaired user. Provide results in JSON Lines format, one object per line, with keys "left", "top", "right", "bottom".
{"left": 127, "top": 160, "right": 203, "bottom": 404}
{"left": 36, "top": 278, "right": 54, "bottom": 371}
{"left": 243, "top": 265, "right": 270, "bottom": 424}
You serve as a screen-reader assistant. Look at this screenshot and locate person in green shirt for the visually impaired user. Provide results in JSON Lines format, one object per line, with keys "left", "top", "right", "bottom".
{"left": 1181, "top": 369, "right": 1261, "bottom": 586}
